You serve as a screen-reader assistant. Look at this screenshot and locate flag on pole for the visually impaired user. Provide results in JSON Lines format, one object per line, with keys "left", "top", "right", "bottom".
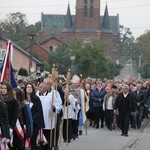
{"left": 0, "top": 41, "right": 17, "bottom": 88}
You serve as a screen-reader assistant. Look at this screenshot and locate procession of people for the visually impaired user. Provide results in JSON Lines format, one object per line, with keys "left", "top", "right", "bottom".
{"left": 0, "top": 68, "right": 150, "bottom": 150}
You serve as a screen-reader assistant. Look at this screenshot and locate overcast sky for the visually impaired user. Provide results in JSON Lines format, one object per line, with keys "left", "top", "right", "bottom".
{"left": 0, "top": 0, "right": 150, "bottom": 38}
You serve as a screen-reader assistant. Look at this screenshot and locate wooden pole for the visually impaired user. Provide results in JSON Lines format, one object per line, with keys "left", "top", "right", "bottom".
{"left": 8, "top": 41, "right": 11, "bottom": 83}
{"left": 50, "top": 64, "right": 56, "bottom": 149}
{"left": 54, "top": 68, "right": 58, "bottom": 148}
{"left": 80, "top": 74, "right": 88, "bottom": 135}
{"left": 84, "top": 92, "right": 88, "bottom": 135}
{"left": 60, "top": 69, "right": 71, "bottom": 146}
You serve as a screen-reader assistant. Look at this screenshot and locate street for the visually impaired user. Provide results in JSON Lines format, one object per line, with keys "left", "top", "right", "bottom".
{"left": 58, "top": 119, "right": 150, "bottom": 150}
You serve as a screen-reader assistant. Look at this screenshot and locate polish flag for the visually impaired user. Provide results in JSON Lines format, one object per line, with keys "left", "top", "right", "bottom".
{"left": 0, "top": 41, "right": 17, "bottom": 88}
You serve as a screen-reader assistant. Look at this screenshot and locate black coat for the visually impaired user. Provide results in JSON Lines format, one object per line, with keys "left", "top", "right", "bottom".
{"left": 115, "top": 92, "right": 135, "bottom": 115}
{"left": 133, "top": 90, "right": 146, "bottom": 107}
{"left": 31, "top": 96, "right": 45, "bottom": 128}
{"left": 0, "top": 101, "right": 10, "bottom": 139}
{"left": 1, "top": 96, "right": 19, "bottom": 129}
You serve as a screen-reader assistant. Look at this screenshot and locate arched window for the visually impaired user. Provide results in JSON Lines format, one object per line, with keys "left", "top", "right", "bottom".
{"left": 0, "top": 49, "right": 5, "bottom": 60}
{"left": 84, "top": 0, "right": 88, "bottom": 17}
{"left": 89, "top": 0, "right": 94, "bottom": 17}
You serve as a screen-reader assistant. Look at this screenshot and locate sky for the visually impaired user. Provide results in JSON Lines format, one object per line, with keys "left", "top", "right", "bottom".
{"left": 0, "top": 0, "right": 150, "bottom": 38}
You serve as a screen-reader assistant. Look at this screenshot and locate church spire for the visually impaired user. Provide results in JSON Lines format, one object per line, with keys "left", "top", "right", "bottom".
{"left": 102, "top": 4, "right": 110, "bottom": 29}
{"left": 65, "top": 3, "right": 73, "bottom": 28}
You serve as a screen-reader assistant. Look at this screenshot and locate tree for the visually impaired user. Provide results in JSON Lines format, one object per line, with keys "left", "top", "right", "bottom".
{"left": 139, "top": 63, "right": 150, "bottom": 79}
{"left": 74, "top": 39, "right": 107, "bottom": 78}
{"left": 0, "top": 12, "right": 41, "bottom": 49}
{"left": 136, "top": 30, "right": 150, "bottom": 64}
{"left": 48, "top": 43, "right": 72, "bottom": 74}
{"left": 47, "top": 38, "right": 121, "bottom": 79}
{"left": 135, "top": 30, "right": 150, "bottom": 78}
{"left": 119, "top": 25, "right": 137, "bottom": 65}
{"left": 104, "top": 60, "right": 122, "bottom": 79}
{"left": 0, "top": 12, "right": 27, "bottom": 39}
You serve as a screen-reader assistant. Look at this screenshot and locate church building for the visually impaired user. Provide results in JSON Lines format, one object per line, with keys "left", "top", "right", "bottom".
{"left": 41, "top": 0, "right": 120, "bottom": 63}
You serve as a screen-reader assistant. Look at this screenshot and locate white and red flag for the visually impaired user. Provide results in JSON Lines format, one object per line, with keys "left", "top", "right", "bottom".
{"left": 0, "top": 41, "right": 17, "bottom": 88}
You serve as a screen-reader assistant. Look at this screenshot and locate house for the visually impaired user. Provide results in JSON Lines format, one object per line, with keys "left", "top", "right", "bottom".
{"left": 25, "top": 42, "right": 49, "bottom": 62}
{"left": 26, "top": 37, "right": 65, "bottom": 63}
{"left": 0, "top": 36, "right": 42, "bottom": 74}
{"left": 40, "top": 0, "right": 120, "bottom": 63}
{"left": 40, "top": 36, "right": 65, "bottom": 52}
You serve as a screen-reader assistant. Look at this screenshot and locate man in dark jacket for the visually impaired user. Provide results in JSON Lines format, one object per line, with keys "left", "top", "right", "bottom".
{"left": 114, "top": 84, "right": 135, "bottom": 136}
{"left": 91, "top": 81, "right": 107, "bottom": 128}
{"left": 133, "top": 82, "right": 146, "bottom": 129}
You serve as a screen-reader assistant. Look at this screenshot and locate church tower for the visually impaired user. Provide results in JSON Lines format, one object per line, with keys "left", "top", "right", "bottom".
{"left": 76, "top": 0, "right": 101, "bottom": 30}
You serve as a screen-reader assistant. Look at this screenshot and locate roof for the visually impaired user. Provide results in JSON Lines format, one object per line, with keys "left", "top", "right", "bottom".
{"left": 100, "top": 15, "right": 120, "bottom": 35}
{"left": 40, "top": 36, "right": 65, "bottom": 45}
{"left": 65, "top": 4, "right": 73, "bottom": 28}
{"left": 25, "top": 41, "right": 48, "bottom": 53}
{"left": 41, "top": 13, "right": 119, "bottom": 36}
{"left": 102, "top": 4, "right": 110, "bottom": 29}
{"left": 0, "top": 36, "right": 43, "bottom": 65}
{"left": 41, "top": 13, "right": 66, "bottom": 29}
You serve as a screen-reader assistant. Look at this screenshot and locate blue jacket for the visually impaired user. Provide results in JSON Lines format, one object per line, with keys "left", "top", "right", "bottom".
{"left": 91, "top": 88, "right": 107, "bottom": 107}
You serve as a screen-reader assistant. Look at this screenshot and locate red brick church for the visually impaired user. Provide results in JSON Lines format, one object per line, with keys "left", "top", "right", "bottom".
{"left": 40, "top": 0, "right": 120, "bottom": 64}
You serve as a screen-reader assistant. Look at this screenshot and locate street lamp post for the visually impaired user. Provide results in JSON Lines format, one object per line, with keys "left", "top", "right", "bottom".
{"left": 70, "top": 56, "right": 76, "bottom": 74}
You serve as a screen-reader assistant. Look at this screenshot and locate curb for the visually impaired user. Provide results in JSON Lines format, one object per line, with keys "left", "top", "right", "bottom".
{"left": 123, "top": 118, "right": 150, "bottom": 150}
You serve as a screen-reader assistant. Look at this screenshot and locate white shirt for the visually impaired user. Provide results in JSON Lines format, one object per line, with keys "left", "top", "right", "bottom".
{"left": 107, "top": 96, "right": 113, "bottom": 110}
{"left": 36, "top": 88, "right": 62, "bottom": 129}
{"left": 72, "top": 97, "right": 80, "bottom": 120}
{"left": 25, "top": 101, "right": 33, "bottom": 109}
{"left": 123, "top": 92, "right": 129, "bottom": 98}
{"left": 63, "top": 94, "right": 75, "bottom": 119}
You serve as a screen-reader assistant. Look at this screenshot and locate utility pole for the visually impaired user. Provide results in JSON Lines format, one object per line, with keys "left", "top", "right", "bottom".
{"left": 27, "top": 34, "right": 36, "bottom": 74}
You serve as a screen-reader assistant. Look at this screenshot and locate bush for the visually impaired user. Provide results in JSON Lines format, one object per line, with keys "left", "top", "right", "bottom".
{"left": 18, "top": 67, "right": 28, "bottom": 76}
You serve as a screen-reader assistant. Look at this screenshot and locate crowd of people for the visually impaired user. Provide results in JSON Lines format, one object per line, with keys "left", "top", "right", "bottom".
{"left": 85, "top": 78, "right": 150, "bottom": 137}
{"left": 0, "top": 74, "right": 150, "bottom": 150}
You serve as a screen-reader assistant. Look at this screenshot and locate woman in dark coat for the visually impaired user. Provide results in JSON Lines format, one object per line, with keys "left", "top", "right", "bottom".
{"left": 91, "top": 81, "right": 107, "bottom": 128}
{"left": 85, "top": 83, "right": 95, "bottom": 127}
{"left": 0, "top": 100, "right": 10, "bottom": 142}
{"left": 1, "top": 81, "right": 19, "bottom": 148}
{"left": 24, "top": 83, "right": 45, "bottom": 150}
{"left": 13, "top": 88, "right": 33, "bottom": 150}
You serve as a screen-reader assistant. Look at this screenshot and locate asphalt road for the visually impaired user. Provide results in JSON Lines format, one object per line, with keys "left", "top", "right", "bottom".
{"left": 58, "top": 119, "right": 150, "bottom": 150}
